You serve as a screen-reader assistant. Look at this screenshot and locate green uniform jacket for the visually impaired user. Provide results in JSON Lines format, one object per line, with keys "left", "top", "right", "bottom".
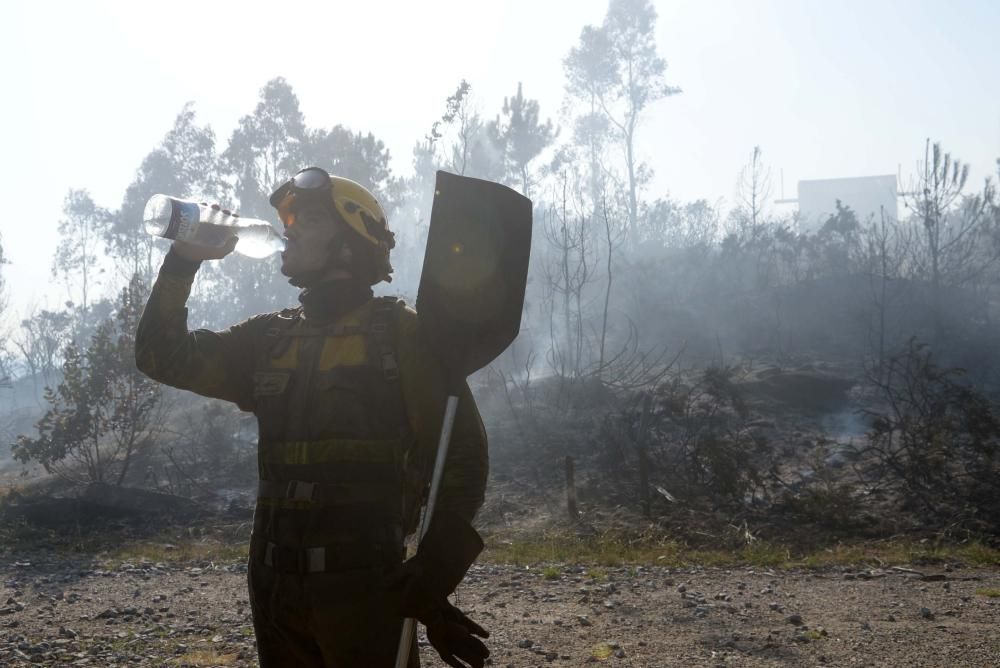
{"left": 135, "top": 253, "right": 488, "bottom": 535}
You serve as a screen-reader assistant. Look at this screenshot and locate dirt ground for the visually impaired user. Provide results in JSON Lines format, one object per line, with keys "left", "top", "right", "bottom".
{"left": 3, "top": 363, "right": 999, "bottom": 666}
{"left": 1, "top": 547, "right": 997, "bottom": 667}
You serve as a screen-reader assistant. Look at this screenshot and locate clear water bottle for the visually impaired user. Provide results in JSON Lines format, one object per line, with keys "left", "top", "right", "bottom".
{"left": 143, "top": 195, "right": 284, "bottom": 259}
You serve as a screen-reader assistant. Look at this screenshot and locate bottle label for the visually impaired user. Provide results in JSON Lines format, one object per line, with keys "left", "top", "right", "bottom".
{"left": 191, "top": 223, "right": 236, "bottom": 247}
{"left": 166, "top": 200, "right": 201, "bottom": 240}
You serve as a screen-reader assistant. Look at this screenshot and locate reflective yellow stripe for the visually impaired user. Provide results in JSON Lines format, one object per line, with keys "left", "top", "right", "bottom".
{"left": 260, "top": 438, "right": 402, "bottom": 465}
{"left": 269, "top": 338, "right": 299, "bottom": 369}
{"left": 319, "top": 335, "right": 367, "bottom": 369}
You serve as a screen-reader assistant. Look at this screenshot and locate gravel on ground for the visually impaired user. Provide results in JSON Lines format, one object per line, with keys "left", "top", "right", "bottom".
{"left": 1, "top": 551, "right": 998, "bottom": 667}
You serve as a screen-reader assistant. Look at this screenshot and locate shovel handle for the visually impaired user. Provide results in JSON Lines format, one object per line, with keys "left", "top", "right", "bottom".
{"left": 395, "top": 394, "right": 460, "bottom": 668}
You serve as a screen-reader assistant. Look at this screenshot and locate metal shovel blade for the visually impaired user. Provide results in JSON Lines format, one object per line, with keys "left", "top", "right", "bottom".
{"left": 416, "top": 171, "right": 533, "bottom": 382}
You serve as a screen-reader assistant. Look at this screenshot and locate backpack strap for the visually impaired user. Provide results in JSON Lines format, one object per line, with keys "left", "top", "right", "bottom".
{"left": 368, "top": 296, "right": 401, "bottom": 383}
{"left": 367, "top": 297, "right": 426, "bottom": 533}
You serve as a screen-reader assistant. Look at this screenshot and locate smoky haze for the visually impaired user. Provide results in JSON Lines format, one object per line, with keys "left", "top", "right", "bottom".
{"left": 1, "top": 0, "right": 1000, "bottom": 539}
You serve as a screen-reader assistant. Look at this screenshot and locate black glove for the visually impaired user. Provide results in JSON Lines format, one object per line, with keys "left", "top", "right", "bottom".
{"left": 389, "top": 510, "right": 488, "bottom": 665}
{"left": 424, "top": 601, "right": 490, "bottom": 668}
{"left": 389, "top": 563, "right": 490, "bottom": 668}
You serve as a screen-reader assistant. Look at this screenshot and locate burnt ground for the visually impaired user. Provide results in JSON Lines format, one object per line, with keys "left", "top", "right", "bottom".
{"left": 0, "top": 544, "right": 998, "bottom": 667}
{"left": 2, "top": 362, "right": 999, "bottom": 666}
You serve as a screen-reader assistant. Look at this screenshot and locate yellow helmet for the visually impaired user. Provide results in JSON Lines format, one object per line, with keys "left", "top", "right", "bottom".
{"left": 269, "top": 167, "right": 395, "bottom": 284}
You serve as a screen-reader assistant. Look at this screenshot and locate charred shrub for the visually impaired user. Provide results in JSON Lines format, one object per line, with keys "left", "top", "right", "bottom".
{"left": 784, "top": 485, "right": 866, "bottom": 530}
{"left": 143, "top": 398, "right": 255, "bottom": 498}
{"left": 599, "top": 364, "right": 770, "bottom": 509}
{"left": 778, "top": 456, "right": 870, "bottom": 530}
{"left": 857, "top": 339, "right": 1000, "bottom": 531}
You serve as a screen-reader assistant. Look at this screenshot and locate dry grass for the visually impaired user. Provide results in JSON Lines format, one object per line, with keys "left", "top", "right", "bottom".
{"left": 103, "top": 537, "right": 248, "bottom": 567}
{"left": 482, "top": 531, "right": 1000, "bottom": 569}
{"left": 106, "top": 529, "right": 1000, "bottom": 571}
{"left": 6, "top": 512, "right": 998, "bottom": 573}
{"left": 170, "top": 648, "right": 240, "bottom": 666}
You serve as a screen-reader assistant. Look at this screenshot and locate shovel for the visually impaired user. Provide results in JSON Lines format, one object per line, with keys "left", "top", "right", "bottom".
{"left": 395, "top": 171, "right": 532, "bottom": 667}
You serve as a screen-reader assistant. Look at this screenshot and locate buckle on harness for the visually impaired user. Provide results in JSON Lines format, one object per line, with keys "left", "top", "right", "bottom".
{"left": 264, "top": 542, "right": 275, "bottom": 567}
{"left": 262, "top": 542, "right": 327, "bottom": 573}
{"left": 306, "top": 547, "right": 326, "bottom": 572}
{"left": 287, "top": 480, "right": 316, "bottom": 501}
{"left": 381, "top": 353, "right": 399, "bottom": 381}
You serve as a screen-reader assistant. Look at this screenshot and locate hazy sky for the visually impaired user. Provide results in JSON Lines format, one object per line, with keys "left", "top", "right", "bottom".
{"left": 1, "top": 0, "right": 998, "bottom": 319}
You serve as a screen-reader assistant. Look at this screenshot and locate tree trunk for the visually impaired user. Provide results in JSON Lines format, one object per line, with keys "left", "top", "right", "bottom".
{"left": 599, "top": 202, "right": 614, "bottom": 376}
{"left": 565, "top": 455, "right": 579, "bottom": 520}
{"left": 636, "top": 393, "right": 652, "bottom": 518}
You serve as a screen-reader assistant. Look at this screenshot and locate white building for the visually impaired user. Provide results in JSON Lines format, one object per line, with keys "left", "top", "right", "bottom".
{"left": 783, "top": 175, "right": 899, "bottom": 233}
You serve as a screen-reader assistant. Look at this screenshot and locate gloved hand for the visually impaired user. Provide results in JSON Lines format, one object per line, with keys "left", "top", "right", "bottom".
{"left": 424, "top": 602, "right": 490, "bottom": 668}
{"left": 390, "top": 564, "right": 490, "bottom": 668}
{"left": 389, "top": 510, "right": 488, "bottom": 665}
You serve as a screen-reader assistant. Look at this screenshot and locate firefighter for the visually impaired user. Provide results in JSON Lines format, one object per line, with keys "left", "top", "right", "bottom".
{"left": 136, "top": 167, "right": 490, "bottom": 667}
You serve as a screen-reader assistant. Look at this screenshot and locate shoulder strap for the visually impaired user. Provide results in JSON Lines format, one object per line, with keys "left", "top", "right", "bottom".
{"left": 368, "top": 297, "right": 401, "bottom": 382}
{"left": 259, "top": 307, "right": 301, "bottom": 363}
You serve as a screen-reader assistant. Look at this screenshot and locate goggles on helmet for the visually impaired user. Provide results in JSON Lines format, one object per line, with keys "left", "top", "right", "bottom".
{"left": 269, "top": 167, "right": 333, "bottom": 227}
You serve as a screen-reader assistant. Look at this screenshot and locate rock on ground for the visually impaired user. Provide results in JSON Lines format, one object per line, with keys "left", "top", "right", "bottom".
{"left": 1, "top": 554, "right": 998, "bottom": 667}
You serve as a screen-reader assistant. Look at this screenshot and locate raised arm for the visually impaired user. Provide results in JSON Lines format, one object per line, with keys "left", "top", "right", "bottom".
{"left": 135, "top": 240, "right": 260, "bottom": 412}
